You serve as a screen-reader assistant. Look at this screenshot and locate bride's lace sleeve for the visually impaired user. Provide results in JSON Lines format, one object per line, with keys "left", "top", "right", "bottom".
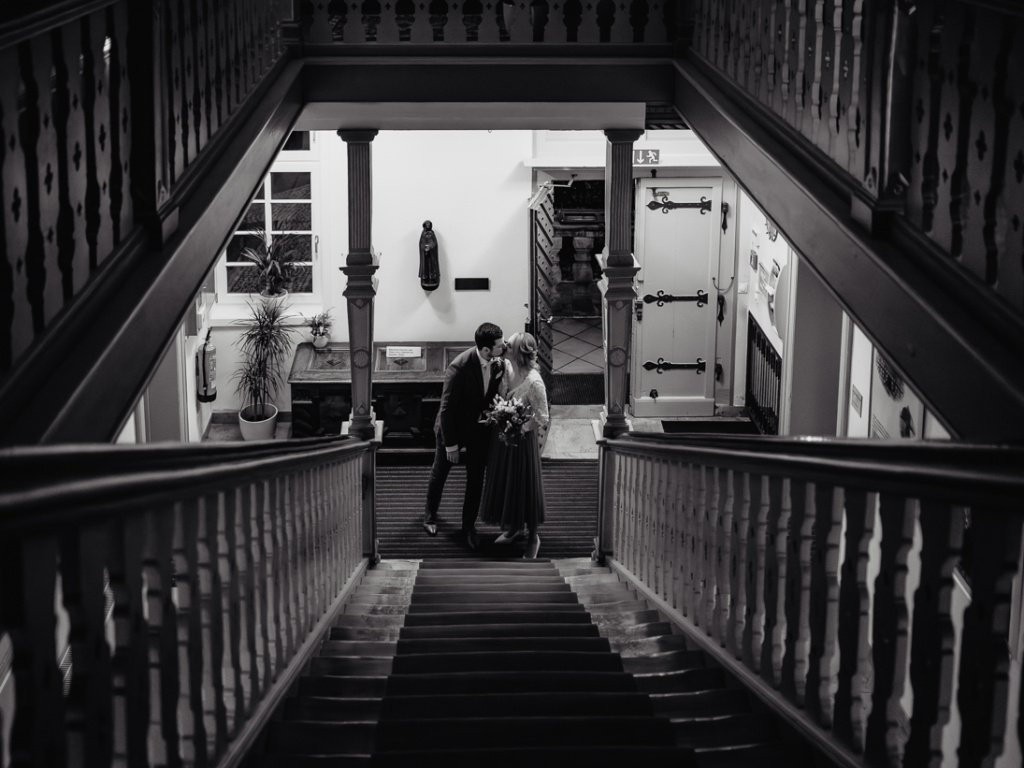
{"left": 527, "top": 374, "right": 549, "bottom": 429}
{"left": 498, "top": 360, "right": 512, "bottom": 397}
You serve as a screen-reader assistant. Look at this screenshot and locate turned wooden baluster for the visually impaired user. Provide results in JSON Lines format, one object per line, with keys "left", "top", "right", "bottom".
{"left": 782, "top": 478, "right": 812, "bottom": 704}
{"left": 694, "top": 463, "right": 709, "bottom": 631}
{"left": 955, "top": 503, "right": 1023, "bottom": 768}
{"left": 834, "top": 488, "right": 877, "bottom": 752}
{"left": 666, "top": 460, "right": 681, "bottom": 612}
{"left": 654, "top": 458, "right": 668, "bottom": 601}
{"left": 1, "top": 535, "right": 65, "bottom": 766}
{"left": 903, "top": 501, "right": 964, "bottom": 768}
{"left": 704, "top": 465, "right": 720, "bottom": 636}
{"left": 196, "top": 494, "right": 226, "bottom": 756}
{"left": 173, "top": 500, "right": 206, "bottom": 765}
{"left": 669, "top": 459, "right": 685, "bottom": 613}
{"left": 109, "top": 514, "right": 150, "bottom": 767}
{"left": 717, "top": 468, "right": 735, "bottom": 648}
{"left": 763, "top": 476, "right": 789, "bottom": 688}
{"left": 681, "top": 463, "right": 698, "bottom": 620}
{"left": 805, "top": 483, "right": 844, "bottom": 728}
{"left": 241, "top": 481, "right": 263, "bottom": 710}
{"left": 612, "top": 453, "right": 625, "bottom": 560}
{"left": 62, "top": 522, "right": 115, "bottom": 766}
{"left": 865, "top": 493, "right": 918, "bottom": 767}
{"left": 750, "top": 474, "right": 769, "bottom": 674}
{"left": 221, "top": 487, "right": 244, "bottom": 732}
{"left": 627, "top": 455, "right": 640, "bottom": 575}
{"left": 642, "top": 458, "right": 654, "bottom": 589}
{"left": 733, "top": 471, "right": 752, "bottom": 663}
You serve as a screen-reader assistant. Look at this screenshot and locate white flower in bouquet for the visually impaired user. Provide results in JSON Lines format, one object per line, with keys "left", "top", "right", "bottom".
{"left": 483, "top": 395, "right": 533, "bottom": 447}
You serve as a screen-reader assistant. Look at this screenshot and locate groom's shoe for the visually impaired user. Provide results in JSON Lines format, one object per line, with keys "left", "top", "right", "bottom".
{"left": 423, "top": 515, "right": 438, "bottom": 537}
{"left": 464, "top": 527, "right": 480, "bottom": 551}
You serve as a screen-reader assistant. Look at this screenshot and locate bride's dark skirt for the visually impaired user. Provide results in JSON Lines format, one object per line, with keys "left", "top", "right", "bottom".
{"left": 480, "top": 429, "right": 546, "bottom": 533}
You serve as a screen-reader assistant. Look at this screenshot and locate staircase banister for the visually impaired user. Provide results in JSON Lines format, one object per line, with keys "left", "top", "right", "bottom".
{"left": 0, "top": 0, "right": 118, "bottom": 49}
{"left": 0, "top": 434, "right": 356, "bottom": 488}
{"left": 624, "top": 430, "right": 1024, "bottom": 470}
{"left": 0, "top": 437, "right": 375, "bottom": 525}
{"left": 606, "top": 434, "right": 1024, "bottom": 504}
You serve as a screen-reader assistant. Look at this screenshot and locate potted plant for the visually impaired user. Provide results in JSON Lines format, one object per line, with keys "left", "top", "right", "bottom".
{"left": 233, "top": 297, "right": 295, "bottom": 440}
{"left": 239, "top": 230, "right": 300, "bottom": 297}
{"left": 305, "top": 309, "right": 334, "bottom": 349}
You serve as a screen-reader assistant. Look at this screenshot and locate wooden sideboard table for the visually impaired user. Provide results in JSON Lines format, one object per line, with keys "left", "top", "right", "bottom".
{"left": 288, "top": 341, "right": 472, "bottom": 442}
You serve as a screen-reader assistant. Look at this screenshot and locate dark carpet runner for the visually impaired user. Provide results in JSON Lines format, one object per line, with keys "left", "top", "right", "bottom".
{"left": 255, "top": 559, "right": 818, "bottom": 768}
{"left": 375, "top": 459, "right": 598, "bottom": 559}
{"left": 550, "top": 372, "right": 604, "bottom": 405}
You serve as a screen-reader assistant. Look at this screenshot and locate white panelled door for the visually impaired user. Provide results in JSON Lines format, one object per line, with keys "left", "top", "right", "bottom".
{"left": 632, "top": 177, "right": 723, "bottom": 417}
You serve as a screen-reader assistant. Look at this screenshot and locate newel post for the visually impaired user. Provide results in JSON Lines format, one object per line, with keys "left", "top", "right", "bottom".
{"left": 600, "top": 129, "right": 643, "bottom": 439}
{"left": 338, "top": 129, "right": 380, "bottom": 441}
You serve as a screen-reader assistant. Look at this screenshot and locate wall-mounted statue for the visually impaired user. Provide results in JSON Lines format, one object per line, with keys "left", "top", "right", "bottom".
{"left": 419, "top": 220, "right": 440, "bottom": 291}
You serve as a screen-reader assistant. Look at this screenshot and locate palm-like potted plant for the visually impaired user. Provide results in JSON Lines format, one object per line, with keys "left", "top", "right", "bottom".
{"left": 233, "top": 297, "right": 295, "bottom": 440}
{"left": 305, "top": 309, "right": 333, "bottom": 349}
{"left": 239, "top": 230, "right": 300, "bottom": 297}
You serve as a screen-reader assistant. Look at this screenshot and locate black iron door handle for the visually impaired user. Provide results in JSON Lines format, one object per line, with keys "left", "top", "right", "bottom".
{"left": 642, "top": 358, "right": 706, "bottom": 374}
{"left": 643, "top": 290, "right": 708, "bottom": 308}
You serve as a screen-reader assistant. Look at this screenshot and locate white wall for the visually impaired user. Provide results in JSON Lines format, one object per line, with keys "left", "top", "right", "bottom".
{"left": 212, "top": 130, "right": 534, "bottom": 415}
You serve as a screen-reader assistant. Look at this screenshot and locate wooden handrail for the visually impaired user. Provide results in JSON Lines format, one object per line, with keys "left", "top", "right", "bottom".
{"left": 0, "top": 435, "right": 377, "bottom": 768}
{"left": 597, "top": 432, "right": 1024, "bottom": 768}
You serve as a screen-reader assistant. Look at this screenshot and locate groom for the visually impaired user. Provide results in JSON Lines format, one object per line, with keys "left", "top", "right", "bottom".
{"left": 424, "top": 322, "right": 506, "bottom": 549}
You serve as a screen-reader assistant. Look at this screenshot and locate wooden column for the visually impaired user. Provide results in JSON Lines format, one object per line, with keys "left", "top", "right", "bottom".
{"left": 338, "top": 130, "right": 379, "bottom": 441}
{"left": 600, "top": 129, "right": 643, "bottom": 438}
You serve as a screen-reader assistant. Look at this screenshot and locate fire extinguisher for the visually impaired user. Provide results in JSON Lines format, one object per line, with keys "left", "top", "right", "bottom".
{"left": 196, "top": 329, "right": 217, "bottom": 403}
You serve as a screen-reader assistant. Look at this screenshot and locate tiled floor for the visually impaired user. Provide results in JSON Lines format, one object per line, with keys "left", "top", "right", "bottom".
{"left": 551, "top": 316, "right": 603, "bottom": 374}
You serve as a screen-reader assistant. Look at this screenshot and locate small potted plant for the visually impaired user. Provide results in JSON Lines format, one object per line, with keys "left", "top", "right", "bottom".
{"left": 305, "top": 309, "right": 333, "bottom": 350}
{"left": 239, "top": 230, "right": 300, "bottom": 298}
{"left": 232, "top": 297, "right": 295, "bottom": 440}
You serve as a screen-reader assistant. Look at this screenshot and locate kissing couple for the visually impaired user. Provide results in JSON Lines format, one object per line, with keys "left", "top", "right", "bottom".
{"left": 423, "top": 322, "right": 549, "bottom": 558}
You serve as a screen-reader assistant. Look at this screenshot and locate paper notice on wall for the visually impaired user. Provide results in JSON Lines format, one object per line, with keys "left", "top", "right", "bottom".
{"left": 386, "top": 346, "right": 421, "bottom": 358}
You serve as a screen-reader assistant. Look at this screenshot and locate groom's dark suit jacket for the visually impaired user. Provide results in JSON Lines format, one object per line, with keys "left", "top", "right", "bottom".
{"left": 435, "top": 346, "right": 502, "bottom": 451}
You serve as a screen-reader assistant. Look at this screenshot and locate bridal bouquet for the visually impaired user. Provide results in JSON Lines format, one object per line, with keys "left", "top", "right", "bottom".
{"left": 483, "top": 395, "right": 533, "bottom": 447}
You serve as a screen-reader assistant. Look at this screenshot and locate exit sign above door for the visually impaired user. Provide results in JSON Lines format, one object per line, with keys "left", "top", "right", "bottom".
{"left": 633, "top": 149, "right": 660, "bottom": 165}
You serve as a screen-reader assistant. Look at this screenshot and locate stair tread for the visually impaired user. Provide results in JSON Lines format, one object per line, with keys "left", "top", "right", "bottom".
{"left": 398, "top": 622, "right": 600, "bottom": 639}
{"left": 395, "top": 637, "right": 611, "bottom": 653}
{"left": 385, "top": 670, "right": 639, "bottom": 695}
{"left": 377, "top": 691, "right": 655, "bottom": 718}
{"left": 391, "top": 650, "right": 625, "bottom": 674}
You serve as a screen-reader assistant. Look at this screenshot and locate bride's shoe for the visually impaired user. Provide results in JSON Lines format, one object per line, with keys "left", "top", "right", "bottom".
{"left": 495, "top": 528, "right": 526, "bottom": 545}
{"left": 523, "top": 535, "right": 540, "bottom": 559}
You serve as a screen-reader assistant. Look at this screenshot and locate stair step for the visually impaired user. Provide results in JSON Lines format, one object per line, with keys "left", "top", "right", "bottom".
{"left": 409, "top": 591, "right": 579, "bottom": 604}
{"left": 378, "top": 691, "right": 655, "bottom": 719}
{"left": 310, "top": 657, "right": 394, "bottom": 676}
{"left": 672, "top": 713, "right": 778, "bottom": 749}
{"left": 333, "top": 614, "right": 406, "bottom": 629}
{"left": 622, "top": 649, "right": 708, "bottom": 674}
{"left": 384, "top": 670, "right": 638, "bottom": 696}
{"left": 406, "top": 602, "right": 587, "bottom": 614}
{"left": 373, "top": 715, "right": 677, "bottom": 749}
{"left": 370, "top": 746, "right": 695, "bottom": 768}
{"left": 320, "top": 641, "right": 398, "bottom": 657}
{"left": 398, "top": 622, "right": 600, "bottom": 639}
{"left": 411, "top": 582, "right": 573, "bottom": 593}
{"left": 391, "top": 650, "right": 624, "bottom": 674}
{"left": 611, "top": 633, "right": 691, "bottom": 657}
{"left": 650, "top": 688, "right": 752, "bottom": 718}
{"left": 297, "top": 676, "right": 387, "bottom": 698}
{"left": 266, "top": 720, "right": 375, "bottom": 754}
{"left": 283, "top": 696, "right": 383, "bottom": 721}
{"left": 416, "top": 561, "right": 556, "bottom": 571}
{"left": 394, "top": 636, "right": 611, "bottom": 654}
{"left": 329, "top": 626, "right": 403, "bottom": 642}
{"left": 252, "top": 755, "right": 370, "bottom": 768}
{"left": 633, "top": 667, "right": 725, "bottom": 694}
{"left": 404, "top": 609, "right": 590, "bottom": 625}
{"left": 414, "top": 574, "right": 569, "bottom": 585}
{"left": 695, "top": 741, "right": 813, "bottom": 768}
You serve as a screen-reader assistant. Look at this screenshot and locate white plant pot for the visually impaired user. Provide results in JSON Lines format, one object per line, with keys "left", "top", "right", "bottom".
{"left": 313, "top": 334, "right": 329, "bottom": 349}
{"left": 239, "top": 403, "right": 279, "bottom": 441}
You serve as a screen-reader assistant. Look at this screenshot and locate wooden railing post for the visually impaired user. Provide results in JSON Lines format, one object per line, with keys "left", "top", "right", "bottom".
{"left": 338, "top": 129, "right": 380, "bottom": 442}
{"left": 600, "top": 128, "right": 643, "bottom": 439}
{"left": 594, "top": 438, "right": 615, "bottom": 563}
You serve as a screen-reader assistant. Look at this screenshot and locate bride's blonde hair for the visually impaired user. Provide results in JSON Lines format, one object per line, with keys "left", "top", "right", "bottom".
{"left": 507, "top": 332, "right": 539, "bottom": 372}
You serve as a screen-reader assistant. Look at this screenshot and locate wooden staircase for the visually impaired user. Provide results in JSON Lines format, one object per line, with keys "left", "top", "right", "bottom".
{"left": 253, "top": 559, "right": 818, "bottom": 767}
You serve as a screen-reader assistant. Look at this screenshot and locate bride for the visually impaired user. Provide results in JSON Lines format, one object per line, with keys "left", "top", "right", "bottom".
{"left": 480, "top": 332, "right": 549, "bottom": 558}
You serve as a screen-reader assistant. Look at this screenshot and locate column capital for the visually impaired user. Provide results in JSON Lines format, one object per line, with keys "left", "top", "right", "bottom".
{"left": 604, "top": 128, "right": 644, "bottom": 144}
{"left": 338, "top": 129, "right": 379, "bottom": 143}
